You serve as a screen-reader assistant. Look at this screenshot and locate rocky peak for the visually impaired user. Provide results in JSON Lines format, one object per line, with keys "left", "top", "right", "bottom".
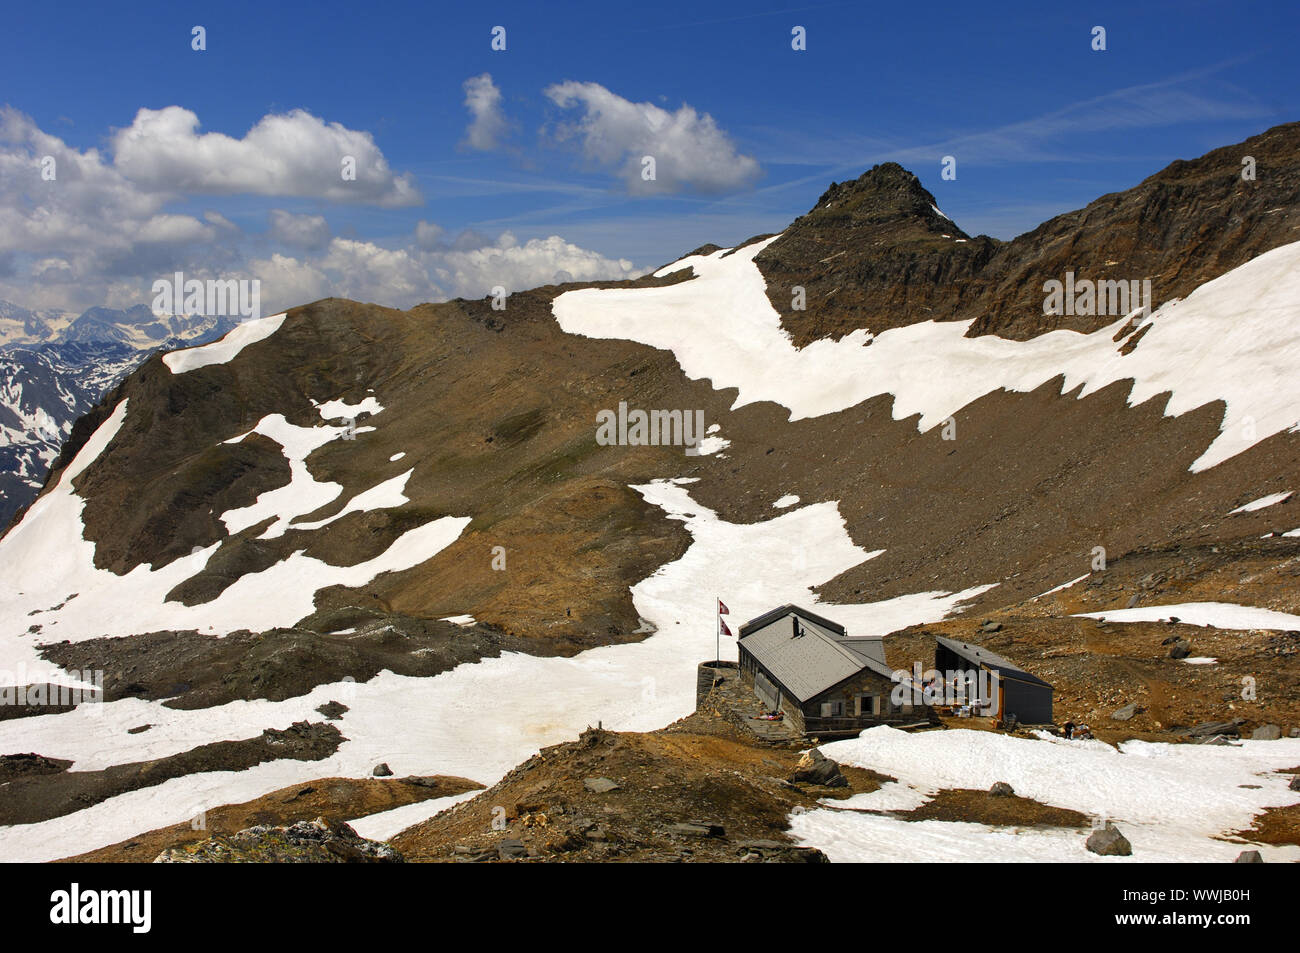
{"left": 754, "top": 121, "right": 1300, "bottom": 346}
{"left": 804, "top": 162, "right": 968, "bottom": 239}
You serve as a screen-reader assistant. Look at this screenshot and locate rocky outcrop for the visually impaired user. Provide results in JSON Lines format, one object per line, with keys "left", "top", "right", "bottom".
{"left": 758, "top": 122, "right": 1300, "bottom": 345}
{"left": 789, "top": 748, "right": 848, "bottom": 788}
{"left": 154, "top": 817, "right": 403, "bottom": 863}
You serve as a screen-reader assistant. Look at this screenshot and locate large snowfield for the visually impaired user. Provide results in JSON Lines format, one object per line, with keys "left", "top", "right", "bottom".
{"left": 0, "top": 435, "right": 994, "bottom": 860}
{"left": 3, "top": 239, "right": 1300, "bottom": 862}
{"left": 554, "top": 237, "right": 1300, "bottom": 472}
{"left": 789, "top": 727, "right": 1300, "bottom": 862}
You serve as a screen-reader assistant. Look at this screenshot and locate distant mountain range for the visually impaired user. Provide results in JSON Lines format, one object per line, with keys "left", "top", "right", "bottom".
{"left": 0, "top": 302, "right": 238, "bottom": 528}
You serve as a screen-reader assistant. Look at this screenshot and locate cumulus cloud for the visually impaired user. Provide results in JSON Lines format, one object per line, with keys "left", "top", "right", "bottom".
{"left": 544, "top": 81, "right": 760, "bottom": 194}
{"left": 0, "top": 107, "right": 428, "bottom": 311}
{"left": 413, "top": 220, "right": 445, "bottom": 250}
{"left": 268, "top": 209, "right": 331, "bottom": 250}
{"left": 111, "top": 106, "right": 421, "bottom": 206}
{"left": 243, "top": 252, "right": 332, "bottom": 313}
{"left": 252, "top": 232, "right": 638, "bottom": 314}
{"left": 433, "top": 233, "right": 638, "bottom": 296}
{"left": 0, "top": 107, "right": 216, "bottom": 308}
{"left": 462, "top": 74, "right": 510, "bottom": 151}
{"left": 0, "top": 107, "right": 640, "bottom": 316}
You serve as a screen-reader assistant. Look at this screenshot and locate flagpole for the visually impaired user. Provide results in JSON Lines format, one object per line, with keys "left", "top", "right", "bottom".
{"left": 715, "top": 595, "right": 720, "bottom": 664}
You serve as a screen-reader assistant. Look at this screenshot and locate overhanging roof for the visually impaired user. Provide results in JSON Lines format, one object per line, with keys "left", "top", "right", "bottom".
{"left": 739, "top": 604, "right": 846, "bottom": 638}
{"left": 934, "top": 635, "right": 1052, "bottom": 689}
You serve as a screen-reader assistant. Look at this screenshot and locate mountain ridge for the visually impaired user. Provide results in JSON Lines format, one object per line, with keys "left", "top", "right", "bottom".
{"left": 2, "top": 121, "right": 1300, "bottom": 864}
{"left": 755, "top": 120, "right": 1300, "bottom": 344}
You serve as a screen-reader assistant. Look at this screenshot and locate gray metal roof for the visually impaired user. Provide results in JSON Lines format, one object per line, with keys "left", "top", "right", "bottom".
{"left": 934, "top": 635, "right": 1052, "bottom": 689}
{"left": 739, "top": 607, "right": 894, "bottom": 702}
{"left": 838, "top": 637, "right": 889, "bottom": 669}
{"left": 739, "top": 604, "right": 846, "bottom": 638}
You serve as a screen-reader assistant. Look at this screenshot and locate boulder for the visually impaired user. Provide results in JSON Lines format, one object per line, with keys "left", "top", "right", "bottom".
{"left": 497, "top": 838, "right": 528, "bottom": 860}
{"left": 1085, "top": 822, "right": 1132, "bottom": 857}
{"left": 790, "top": 748, "right": 848, "bottom": 787}
{"left": 583, "top": 777, "right": 620, "bottom": 794}
{"left": 1187, "top": 720, "right": 1241, "bottom": 737}
{"left": 1112, "top": 703, "right": 1139, "bottom": 722}
{"left": 372, "top": 762, "right": 393, "bottom": 777}
{"left": 1289, "top": 776, "right": 1300, "bottom": 792}
{"left": 1233, "top": 850, "right": 1264, "bottom": 863}
{"left": 670, "top": 821, "right": 725, "bottom": 839}
{"left": 989, "top": 781, "right": 1015, "bottom": 797}
{"left": 1251, "top": 724, "right": 1282, "bottom": 740}
{"left": 1169, "top": 640, "right": 1192, "bottom": 659}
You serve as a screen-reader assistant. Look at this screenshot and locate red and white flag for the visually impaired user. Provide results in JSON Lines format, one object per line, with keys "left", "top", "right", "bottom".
{"left": 720, "top": 618, "right": 733, "bottom": 637}
{"left": 718, "top": 599, "right": 729, "bottom": 615}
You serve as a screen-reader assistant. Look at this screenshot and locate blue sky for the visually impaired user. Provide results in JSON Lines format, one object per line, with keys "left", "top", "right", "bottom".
{"left": 0, "top": 0, "right": 1295, "bottom": 313}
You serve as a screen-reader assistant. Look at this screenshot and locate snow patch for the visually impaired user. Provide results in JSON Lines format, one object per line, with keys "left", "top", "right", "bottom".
{"left": 1076, "top": 602, "right": 1300, "bottom": 630}
{"left": 162, "top": 314, "right": 287, "bottom": 374}
{"left": 1229, "top": 492, "right": 1292, "bottom": 514}
{"left": 0, "top": 401, "right": 470, "bottom": 653}
{"left": 1033, "top": 574, "right": 1089, "bottom": 600}
{"left": 317, "top": 396, "right": 384, "bottom": 421}
{"left": 789, "top": 727, "right": 1300, "bottom": 862}
{"left": 290, "top": 470, "right": 413, "bottom": 532}
{"left": 554, "top": 239, "right": 1300, "bottom": 472}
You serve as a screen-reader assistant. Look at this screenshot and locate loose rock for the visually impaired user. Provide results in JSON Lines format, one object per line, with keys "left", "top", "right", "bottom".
{"left": 1085, "top": 822, "right": 1132, "bottom": 857}
{"left": 1112, "top": 703, "right": 1139, "bottom": 722}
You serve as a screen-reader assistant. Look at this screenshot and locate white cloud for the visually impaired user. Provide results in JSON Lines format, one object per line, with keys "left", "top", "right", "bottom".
{"left": 0, "top": 107, "right": 640, "bottom": 315}
{"left": 544, "top": 81, "right": 761, "bottom": 194}
{"left": 111, "top": 106, "right": 421, "bottom": 206}
{"left": 413, "top": 220, "right": 445, "bottom": 250}
{"left": 462, "top": 74, "right": 510, "bottom": 151}
{"left": 0, "top": 107, "right": 426, "bottom": 311}
{"left": 433, "top": 233, "right": 638, "bottom": 295}
{"left": 0, "top": 107, "right": 215, "bottom": 307}
{"left": 268, "top": 209, "right": 331, "bottom": 250}
{"left": 244, "top": 252, "right": 332, "bottom": 313}
{"left": 203, "top": 210, "right": 239, "bottom": 232}
{"left": 250, "top": 233, "right": 638, "bottom": 315}
{"left": 319, "top": 238, "right": 439, "bottom": 306}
